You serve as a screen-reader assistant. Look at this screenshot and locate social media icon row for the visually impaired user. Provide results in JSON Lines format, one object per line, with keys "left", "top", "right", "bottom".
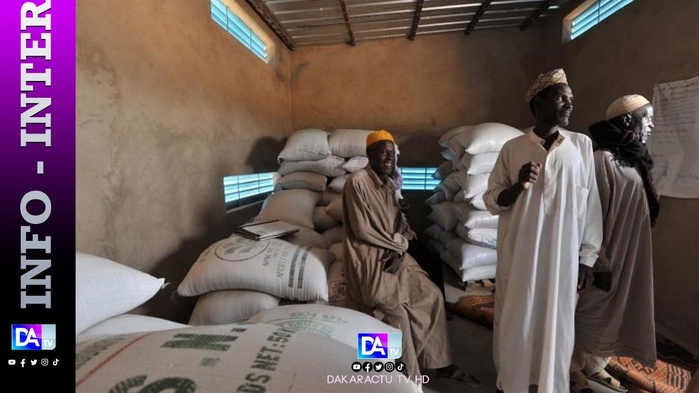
{"left": 351, "top": 361, "right": 406, "bottom": 373}
{"left": 8, "top": 358, "right": 59, "bottom": 367}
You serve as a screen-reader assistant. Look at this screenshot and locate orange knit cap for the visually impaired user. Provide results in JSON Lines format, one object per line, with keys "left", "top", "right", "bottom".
{"left": 366, "top": 129, "right": 395, "bottom": 147}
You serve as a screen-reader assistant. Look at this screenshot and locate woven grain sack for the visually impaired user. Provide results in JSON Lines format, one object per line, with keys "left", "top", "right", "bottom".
{"left": 470, "top": 191, "right": 487, "bottom": 210}
{"left": 424, "top": 223, "right": 442, "bottom": 239}
{"left": 278, "top": 155, "right": 346, "bottom": 177}
{"left": 454, "top": 225, "right": 498, "bottom": 249}
{"left": 313, "top": 206, "right": 340, "bottom": 231}
{"left": 433, "top": 160, "right": 453, "bottom": 180}
{"left": 177, "top": 234, "right": 334, "bottom": 301}
{"left": 436, "top": 229, "right": 458, "bottom": 248}
{"left": 458, "top": 152, "right": 499, "bottom": 174}
{"left": 248, "top": 304, "right": 400, "bottom": 348}
{"left": 76, "top": 252, "right": 165, "bottom": 335}
{"left": 342, "top": 155, "right": 369, "bottom": 173}
{"left": 318, "top": 190, "right": 342, "bottom": 206}
{"left": 254, "top": 189, "right": 320, "bottom": 229}
{"left": 328, "top": 242, "right": 344, "bottom": 261}
{"left": 441, "top": 148, "right": 455, "bottom": 161}
{"left": 277, "top": 128, "right": 331, "bottom": 161}
{"left": 429, "top": 201, "right": 458, "bottom": 232}
{"left": 462, "top": 264, "right": 497, "bottom": 282}
{"left": 284, "top": 226, "right": 332, "bottom": 249}
{"left": 451, "top": 122, "right": 523, "bottom": 154}
{"left": 446, "top": 239, "right": 498, "bottom": 270}
{"left": 188, "top": 289, "right": 280, "bottom": 325}
{"left": 328, "top": 129, "right": 373, "bottom": 158}
{"left": 438, "top": 125, "right": 473, "bottom": 147}
{"left": 77, "top": 314, "right": 188, "bottom": 344}
{"left": 456, "top": 172, "right": 490, "bottom": 199}
{"left": 424, "top": 190, "right": 446, "bottom": 206}
{"left": 451, "top": 201, "right": 472, "bottom": 222}
{"left": 277, "top": 171, "right": 328, "bottom": 192}
{"left": 328, "top": 174, "right": 349, "bottom": 193}
{"left": 440, "top": 249, "right": 497, "bottom": 282}
{"left": 322, "top": 225, "right": 345, "bottom": 244}
{"left": 326, "top": 259, "right": 347, "bottom": 306}
{"left": 464, "top": 209, "right": 499, "bottom": 229}
{"left": 76, "top": 323, "right": 420, "bottom": 393}
{"left": 325, "top": 197, "right": 344, "bottom": 222}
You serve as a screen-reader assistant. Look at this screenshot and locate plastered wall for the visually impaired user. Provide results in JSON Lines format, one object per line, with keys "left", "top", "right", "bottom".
{"left": 76, "top": 0, "right": 292, "bottom": 321}
{"left": 290, "top": 29, "right": 547, "bottom": 166}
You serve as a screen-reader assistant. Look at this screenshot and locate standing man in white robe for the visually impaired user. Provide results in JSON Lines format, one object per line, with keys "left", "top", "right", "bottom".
{"left": 483, "top": 68, "right": 603, "bottom": 393}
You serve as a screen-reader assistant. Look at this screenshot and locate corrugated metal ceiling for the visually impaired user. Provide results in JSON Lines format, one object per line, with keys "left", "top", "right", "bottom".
{"left": 244, "top": 0, "right": 571, "bottom": 49}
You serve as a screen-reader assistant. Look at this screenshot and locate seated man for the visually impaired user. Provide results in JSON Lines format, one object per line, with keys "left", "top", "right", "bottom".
{"left": 342, "top": 129, "right": 478, "bottom": 386}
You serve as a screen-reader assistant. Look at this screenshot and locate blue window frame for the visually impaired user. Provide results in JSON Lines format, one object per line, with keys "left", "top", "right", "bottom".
{"left": 568, "top": 0, "right": 634, "bottom": 40}
{"left": 223, "top": 172, "right": 275, "bottom": 209}
{"left": 399, "top": 167, "right": 440, "bottom": 191}
{"left": 223, "top": 166, "right": 438, "bottom": 210}
{"left": 211, "top": 0, "right": 268, "bottom": 62}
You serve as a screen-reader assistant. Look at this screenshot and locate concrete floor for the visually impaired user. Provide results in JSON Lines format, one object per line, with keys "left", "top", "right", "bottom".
{"left": 420, "top": 264, "right": 621, "bottom": 393}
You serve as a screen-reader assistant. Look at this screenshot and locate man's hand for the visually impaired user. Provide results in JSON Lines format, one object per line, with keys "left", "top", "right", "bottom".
{"left": 578, "top": 264, "right": 594, "bottom": 292}
{"left": 496, "top": 162, "right": 543, "bottom": 206}
{"left": 381, "top": 250, "right": 402, "bottom": 274}
{"left": 593, "top": 271, "right": 612, "bottom": 292}
{"left": 518, "top": 162, "right": 542, "bottom": 190}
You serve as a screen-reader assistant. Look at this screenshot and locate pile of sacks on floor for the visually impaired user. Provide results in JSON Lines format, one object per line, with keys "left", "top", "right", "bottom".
{"left": 177, "top": 128, "right": 373, "bottom": 325}
{"left": 76, "top": 254, "right": 421, "bottom": 392}
{"left": 423, "top": 123, "right": 523, "bottom": 282}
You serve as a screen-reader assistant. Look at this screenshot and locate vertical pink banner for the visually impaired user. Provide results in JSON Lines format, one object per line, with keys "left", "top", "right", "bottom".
{"left": 0, "top": 0, "right": 75, "bottom": 386}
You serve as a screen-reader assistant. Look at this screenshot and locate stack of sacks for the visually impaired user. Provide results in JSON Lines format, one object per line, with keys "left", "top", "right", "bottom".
{"left": 75, "top": 252, "right": 187, "bottom": 343}
{"left": 179, "top": 129, "right": 375, "bottom": 324}
{"left": 76, "top": 321, "right": 421, "bottom": 393}
{"left": 424, "top": 122, "right": 523, "bottom": 282}
{"left": 320, "top": 129, "right": 373, "bottom": 308}
{"left": 274, "top": 128, "right": 372, "bottom": 240}
{"left": 177, "top": 233, "right": 336, "bottom": 325}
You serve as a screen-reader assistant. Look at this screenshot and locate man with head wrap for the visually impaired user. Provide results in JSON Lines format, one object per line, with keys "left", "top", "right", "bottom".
{"left": 342, "top": 130, "right": 479, "bottom": 387}
{"left": 570, "top": 95, "right": 659, "bottom": 393}
{"left": 483, "top": 69, "right": 603, "bottom": 393}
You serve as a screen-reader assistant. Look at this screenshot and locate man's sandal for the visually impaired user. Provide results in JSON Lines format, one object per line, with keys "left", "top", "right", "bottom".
{"left": 435, "top": 366, "right": 481, "bottom": 387}
{"left": 570, "top": 371, "right": 595, "bottom": 393}
{"left": 588, "top": 369, "right": 628, "bottom": 392}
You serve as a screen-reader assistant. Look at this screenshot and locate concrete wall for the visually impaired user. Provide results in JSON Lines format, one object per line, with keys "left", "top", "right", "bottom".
{"left": 76, "top": 0, "right": 292, "bottom": 322}
{"left": 290, "top": 29, "right": 547, "bottom": 167}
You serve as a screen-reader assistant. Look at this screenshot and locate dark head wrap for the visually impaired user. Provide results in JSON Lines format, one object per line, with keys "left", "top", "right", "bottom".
{"left": 589, "top": 120, "right": 660, "bottom": 226}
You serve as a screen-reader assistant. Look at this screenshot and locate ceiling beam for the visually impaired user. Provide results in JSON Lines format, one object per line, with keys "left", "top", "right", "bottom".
{"left": 407, "top": 0, "right": 425, "bottom": 40}
{"left": 465, "top": 0, "right": 492, "bottom": 35}
{"left": 338, "top": 0, "right": 356, "bottom": 46}
{"left": 244, "top": 0, "right": 297, "bottom": 51}
{"left": 520, "top": 0, "right": 554, "bottom": 31}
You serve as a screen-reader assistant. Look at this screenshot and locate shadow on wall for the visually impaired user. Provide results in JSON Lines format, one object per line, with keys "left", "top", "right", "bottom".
{"left": 245, "top": 136, "right": 286, "bottom": 173}
{"left": 397, "top": 132, "right": 443, "bottom": 167}
{"left": 142, "top": 205, "right": 232, "bottom": 324}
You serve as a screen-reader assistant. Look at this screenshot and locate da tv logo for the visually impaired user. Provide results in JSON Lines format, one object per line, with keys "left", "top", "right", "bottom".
{"left": 357, "top": 332, "right": 402, "bottom": 359}
{"left": 11, "top": 324, "right": 56, "bottom": 350}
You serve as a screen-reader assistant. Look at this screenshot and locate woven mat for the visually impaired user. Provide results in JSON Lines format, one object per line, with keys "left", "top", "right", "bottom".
{"left": 448, "top": 293, "right": 696, "bottom": 393}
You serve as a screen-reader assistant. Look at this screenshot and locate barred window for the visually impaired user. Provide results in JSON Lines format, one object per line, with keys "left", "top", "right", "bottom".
{"left": 564, "top": 0, "right": 634, "bottom": 42}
